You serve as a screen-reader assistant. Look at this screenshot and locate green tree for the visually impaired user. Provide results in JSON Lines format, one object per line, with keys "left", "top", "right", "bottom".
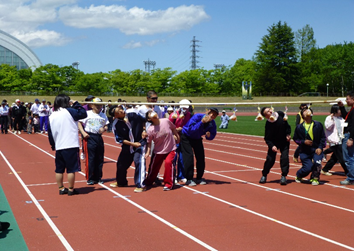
{"left": 254, "top": 21, "right": 299, "bottom": 94}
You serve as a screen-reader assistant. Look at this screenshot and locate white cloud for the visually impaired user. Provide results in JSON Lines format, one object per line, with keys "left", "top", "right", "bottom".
{"left": 11, "top": 30, "right": 71, "bottom": 48}
{"left": 0, "top": 1, "right": 209, "bottom": 48}
{"left": 122, "top": 40, "right": 142, "bottom": 49}
{"left": 58, "top": 4, "right": 210, "bottom": 35}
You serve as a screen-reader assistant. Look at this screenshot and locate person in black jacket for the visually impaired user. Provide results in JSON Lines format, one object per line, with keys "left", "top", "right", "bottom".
{"left": 293, "top": 108, "right": 326, "bottom": 186}
{"left": 12, "top": 99, "right": 26, "bottom": 134}
{"left": 259, "top": 107, "right": 291, "bottom": 185}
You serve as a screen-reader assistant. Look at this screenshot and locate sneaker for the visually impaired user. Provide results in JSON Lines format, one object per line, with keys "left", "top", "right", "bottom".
{"left": 179, "top": 178, "right": 187, "bottom": 183}
{"left": 310, "top": 178, "right": 319, "bottom": 186}
{"left": 163, "top": 186, "right": 171, "bottom": 191}
{"left": 293, "top": 156, "right": 298, "bottom": 163}
{"left": 68, "top": 189, "right": 79, "bottom": 196}
{"left": 14, "top": 131, "right": 17, "bottom": 134}
{"left": 185, "top": 180, "right": 197, "bottom": 186}
{"left": 0, "top": 222, "right": 10, "bottom": 231}
{"left": 280, "top": 176, "right": 287, "bottom": 185}
{"left": 295, "top": 177, "right": 302, "bottom": 183}
{"left": 59, "top": 187, "right": 69, "bottom": 195}
{"left": 134, "top": 187, "right": 146, "bottom": 193}
{"left": 322, "top": 155, "right": 327, "bottom": 162}
{"left": 40, "top": 131, "right": 43, "bottom": 134}
{"left": 80, "top": 153, "right": 85, "bottom": 160}
{"left": 87, "top": 180, "right": 95, "bottom": 185}
{"left": 110, "top": 182, "right": 118, "bottom": 188}
{"left": 259, "top": 176, "right": 267, "bottom": 184}
{"left": 196, "top": 179, "right": 207, "bottom": 185}
{"left": 340, "top": 179, "right": 354, "bottom": 185}
{"left": 321, "top": 170, "right": 332, "bottom": 176}
{"left": 18, "top": 131, "right": 21, "bottom": 135}
{"left": 45, "top": 131, "right": 48, "bottom": 134}
{"left": 154, "top": 178, "right": 162, "bottom": 186}
{"left": 98, "top": 179, "right": 104, "bottom": 184}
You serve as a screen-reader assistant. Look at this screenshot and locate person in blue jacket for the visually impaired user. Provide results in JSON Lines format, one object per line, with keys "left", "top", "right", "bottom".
{"left": 180, "top": 107, "right": 218, "bottom": 186}
{"left": 293, "top": 108, "right": 326, "bottom": 186}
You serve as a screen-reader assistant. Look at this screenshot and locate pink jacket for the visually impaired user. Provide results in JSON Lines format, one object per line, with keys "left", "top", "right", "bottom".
{"left": 324, "top": 115, "right": 344, "bottom": 145}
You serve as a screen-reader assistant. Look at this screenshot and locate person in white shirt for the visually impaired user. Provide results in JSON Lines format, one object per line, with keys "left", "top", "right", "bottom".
{"left": 0, "top": 101, "right": 9, "bottom": 134}
{"left": 30, "top": 98, "right": 41, "bottom": 117}
{"left": 48, "top": 94, "right": 87, "bottom": 196}
{"left": 78, "top": 98, "right": 109, "bottom": 185}
{"left": 219, "top": 110, "right": 230, "bottom": 129}
{"left": 38, "top": 99, "right": 49, "bottom": 133}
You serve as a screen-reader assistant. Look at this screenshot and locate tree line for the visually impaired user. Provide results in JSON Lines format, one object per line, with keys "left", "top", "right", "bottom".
{"left": 0, "top": 21, "right": 353, "bottom": 96}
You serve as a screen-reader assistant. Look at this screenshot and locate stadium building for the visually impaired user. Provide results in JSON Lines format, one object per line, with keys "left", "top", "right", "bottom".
{"left": 0, "top": 30, "right": 42, "bottom": 70}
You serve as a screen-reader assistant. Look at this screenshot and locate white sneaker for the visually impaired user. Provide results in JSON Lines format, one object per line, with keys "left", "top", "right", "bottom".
{"left": 40, "top": 131, "right": 43, "bottom": 134}
{"left": 18, "top": 131, "right": 21, "bottom": 135}
{"left": 14, "top": 131, "right": 17, "bottom": 134}
{"left": 80, "top": 153, "right": 85, "bottom": 160}
{"left": 45, "top": 131, "right": 48, "bottom": 134}
{"left": 321, "top": 170, "right": 332, "bottom": 176}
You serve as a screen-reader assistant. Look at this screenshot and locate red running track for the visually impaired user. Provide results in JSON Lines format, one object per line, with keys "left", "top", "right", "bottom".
{"left": 0, "top": 131, "right": 353, "bottom": 250}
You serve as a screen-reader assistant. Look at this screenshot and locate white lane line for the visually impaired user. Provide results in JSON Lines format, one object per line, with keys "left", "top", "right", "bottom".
{"left": 0, "top": 151, "right": 74, "bottom": 251}
{"left": 204, "top": 157, "right": 354, "bottom": 213}
{"left": 180, "top": 184, "right": 354, "bottom": 251}
{"left": 204, "top": 147, "right": 354, "bottom": 191}
{"left": 9, "top": 135, "right": 218, "bottom": 251}
{"left": 18, "top": 134, "right": 354, "bottom": 248}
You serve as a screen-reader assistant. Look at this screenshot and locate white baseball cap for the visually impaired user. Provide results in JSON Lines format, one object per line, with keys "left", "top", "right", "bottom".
{"left": 179, "top": 99, "right": 190, "bottom": 109}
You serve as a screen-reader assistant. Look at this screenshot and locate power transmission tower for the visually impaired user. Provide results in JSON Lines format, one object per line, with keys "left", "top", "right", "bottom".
{"left": 190, "top": 36, "right": 201, "bottom": 70}
{"left": 214, "top": 64, "right": 224, "bottom": 70}
{"left": 143, "top": 58, "right": 156, "bottom": 73}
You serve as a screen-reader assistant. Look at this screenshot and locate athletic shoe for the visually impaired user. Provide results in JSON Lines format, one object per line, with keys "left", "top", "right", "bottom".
{"left": 178, "top": 178, "right": 187, "bottom": 183}
{"left": 45, "top": 131, "right": 48, "bottom": 134}
{"left": 295, "top": 177, "right": 302, "bottom": 183}
{"left": 322, "top": 154, "right": 327, "bottom": 162}
{"left": 68, "top": 189, "right": 79, "bottom": 196}
{"left": 134, "top": 187, "right": 146, "bottom": 193}
{"left": 154, "top": 178, "right": 162, "bottom": 186}
{"left": 98, "top": 180, "right": 104, "bottom": 184}
{"left": 310, "top": 178, "right": 319, "bottom": 186}
{"left": 259, "top": 176, "right": 267, "bottom": 184}
{"left": 163, "top": 186, "right": 171, "bottom": 191}
{"left": 80, "top": 153, "right": 85, "bottom": 160}
{"left": 340, "top": 179, "right": 354, "bottom": 185}
{"left": 321, "top": 170, "right": 332, "bottom": 176}
{"left": 59, "top": 187, "right": 69, "bottom": 195}
{"left": 14, "top": 131, "right": 17, "bottom": 134}
{"left": 18, "top": 131, "right": 21, "bottom": 135}
{"left": 0, "top": 222, "right": 10, "bottom": 231}
{"left": 40, "top": 131, "right": 43, "bottom": 134}
{"left": 185, "top": 180, "right": 196, "bottom": 186}
{"left": 110, "top": 182, "right": 118, "bottom": 188}
{"left": 87, "top": 180, "right": 95, "bottom": 185}
{"left": 280, "top": 176, "right": 287, "bottom": 185}
{"left": 196, "top": 179, "right": 207, "bottom": 185}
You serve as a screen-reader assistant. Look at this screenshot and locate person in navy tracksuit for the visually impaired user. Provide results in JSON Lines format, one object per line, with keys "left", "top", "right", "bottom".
{"left": 180, "top": 107, "right": 218, "bottom": 186}
{"left": 293, "top": 108, "right": 326, "bottom": 185}
{"left": 109, "top": 105, "right": 147, "bottom": 193}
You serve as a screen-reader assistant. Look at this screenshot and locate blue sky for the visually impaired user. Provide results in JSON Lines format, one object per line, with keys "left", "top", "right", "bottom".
{"left": 1, "top": 0, "right": 353, "bottom": 74}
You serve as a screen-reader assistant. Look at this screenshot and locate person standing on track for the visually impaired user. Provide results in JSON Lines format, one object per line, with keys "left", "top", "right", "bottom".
{"left": 259, "top": 107, "right": 291, "bottom": 185}
{"left": 78, "top": 98, "right": 109, "bottom": 185}
{"left": 109, "top": 105, "right": 148, "bottom": 192}
{"left": 293, "top": 108, "right": 326, "bottom": 186}
{"left": 144, "top": 110, "right": 180, "bottom": 191}
{"left": 38, "top": 99, "right": 49, "bottom": 134}
{"left": 338, "top": 93, "right": 354, "bottom": 185}
{"left": 0, "top": 101, "right": 9, "bottom": 134}
{"left": 180, "top": 107, "right": 218, "bottom": 186}
{"left": 321, "top": 105, "right": 348, "bottom": 176}
{"left": 48, "top": 94, "right": 87, "bottom": 196}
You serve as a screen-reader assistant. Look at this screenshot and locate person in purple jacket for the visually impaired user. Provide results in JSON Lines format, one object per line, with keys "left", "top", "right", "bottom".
{"left": 180, "top": 107, "right": 218, "bottom": 186}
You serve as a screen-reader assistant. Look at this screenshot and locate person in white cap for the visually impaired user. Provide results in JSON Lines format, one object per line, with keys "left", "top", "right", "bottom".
{"left": 219, "top": 110, "right": 230, "bottom": 129}
{"left": 78, "top": 97, "right": 109, "bottom": 185}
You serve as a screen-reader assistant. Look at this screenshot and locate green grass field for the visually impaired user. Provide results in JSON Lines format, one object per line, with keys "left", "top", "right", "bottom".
{"left": 214, "top": 115, "right": 327, "bottom": 137}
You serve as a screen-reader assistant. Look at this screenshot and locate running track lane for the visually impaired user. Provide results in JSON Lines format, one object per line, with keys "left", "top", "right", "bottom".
{"left": 0, "top": 132, "right": 353, "bottom": 250}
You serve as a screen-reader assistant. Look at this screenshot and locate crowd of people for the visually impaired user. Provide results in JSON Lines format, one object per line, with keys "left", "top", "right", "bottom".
{"left": 2, "top": 92, "right": 354, "bottom": 200}
{"left": 259, "top": 93, "right": 354, "bottom": 186}
{"left": 43, "top": 90, "right": 219, "bottom": 196}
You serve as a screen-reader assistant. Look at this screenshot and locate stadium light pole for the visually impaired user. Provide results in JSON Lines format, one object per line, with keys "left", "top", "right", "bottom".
{"left": 327, "top": 83, "right": 329, "bottom": 97}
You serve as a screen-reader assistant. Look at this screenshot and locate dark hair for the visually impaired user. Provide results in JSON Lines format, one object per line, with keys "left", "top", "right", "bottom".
{"left": 54, "top": 94, "right": 71, "bottom": 111}
{"left": 347, "top": 91, "right": 354, "bottom": 99}
{"left": 330, "top": 104, "right": 340, "bottom": 114}
{"left": 108, "top": 105, "right": 118, "bottom": 117}
{"left": 299, "top": 103, "right": 308, "bottom": 109}
{"left": 47, "top": 101, "right": 51, "bottom": 105}
{"left": 28, "top": 111, "right": 31, "bottom": 116}
{"left": 260, "top": 107, "right": 268, "bottom": 117}
{"left": 145, "top": 110, "right": 153, "bottom": 121}
{"left": 147, "top": 90, "right": 157, "bottom": 98}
